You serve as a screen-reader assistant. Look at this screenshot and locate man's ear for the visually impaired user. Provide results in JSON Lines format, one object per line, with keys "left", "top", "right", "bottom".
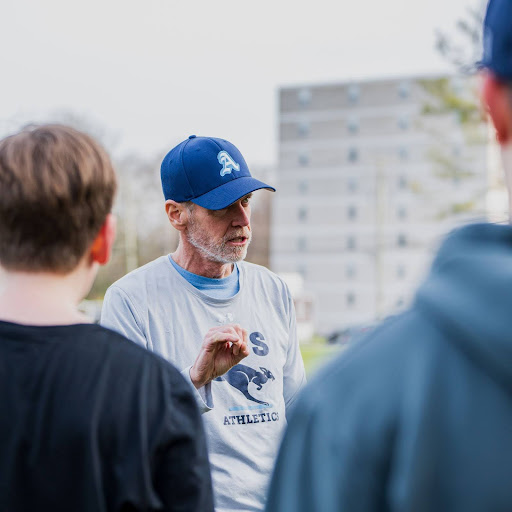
{"left": 482, "top": 72, "right": 512, "bottom": 144}
{"left": 165, "top": 200, "right": 189, "bottom": 232}
{"left": 90, "top": 213, "right": 116, "bottom": 265}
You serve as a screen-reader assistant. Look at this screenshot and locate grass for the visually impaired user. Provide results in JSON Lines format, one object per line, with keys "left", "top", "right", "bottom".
{"left": 300, "top": 339, "right": 344, "bottom": 378}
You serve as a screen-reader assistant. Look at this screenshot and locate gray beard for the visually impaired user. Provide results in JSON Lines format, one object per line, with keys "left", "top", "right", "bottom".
{"left": 186, "top": 225, "right": 251, "bottom": 264}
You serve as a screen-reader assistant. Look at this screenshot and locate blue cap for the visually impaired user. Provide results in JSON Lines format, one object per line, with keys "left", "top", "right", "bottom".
{"left": 481, "top": 0, "right": 512, "bottom": 80}
{"left": 160, "top": 135, "right": 275, "bottom": 210}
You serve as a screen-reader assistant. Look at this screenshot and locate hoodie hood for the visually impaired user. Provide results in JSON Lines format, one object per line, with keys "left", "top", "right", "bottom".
{"left": 415, "top": 223, "right": 512, "bottom": 389}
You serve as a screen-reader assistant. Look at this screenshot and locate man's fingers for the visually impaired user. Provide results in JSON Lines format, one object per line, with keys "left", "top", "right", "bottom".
{"left": 204, "top": 324, "right": 247, "bottom": 346}
{"left": 205, "top": 323, "right": 241, "bottom": 334}
{"left": 203, "top": 334, "right": 242, "bottom": 357}
{"left": 233, "top": 340, "right": 249, "bottom": 361}
{"left": 202, "top": 324, "right": 251, "bottom": 361}
{"left": 213, "top": 331, "right": 239, "bottom": 341}
{"left": 209, "top": 324, "right": 248, "bottom": 339}
{"left": 230, "top": 324, "right": 248, "bottom": 340}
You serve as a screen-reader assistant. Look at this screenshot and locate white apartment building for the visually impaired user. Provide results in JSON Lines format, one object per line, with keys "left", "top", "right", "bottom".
{"left": 271, "top": 75, "right": 491, "bottom": 336}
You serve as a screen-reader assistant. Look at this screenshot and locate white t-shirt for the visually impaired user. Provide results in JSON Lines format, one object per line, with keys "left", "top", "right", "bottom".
{"left": 101, "top": 256, "right": 306, "bottom": 512}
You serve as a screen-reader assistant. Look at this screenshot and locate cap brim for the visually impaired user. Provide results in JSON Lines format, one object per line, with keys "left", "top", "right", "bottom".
{"left": 191, "top": 176, "right": 276, "bottom": 210}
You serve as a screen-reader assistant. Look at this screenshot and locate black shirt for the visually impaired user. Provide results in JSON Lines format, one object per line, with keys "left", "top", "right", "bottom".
{"left": 0, "top": 320, "right": 214, "bottom": 511}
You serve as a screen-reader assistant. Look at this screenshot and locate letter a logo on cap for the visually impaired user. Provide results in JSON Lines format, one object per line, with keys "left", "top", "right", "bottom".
{"left": 218, "top": 150, "right": 240, "bottom": 177}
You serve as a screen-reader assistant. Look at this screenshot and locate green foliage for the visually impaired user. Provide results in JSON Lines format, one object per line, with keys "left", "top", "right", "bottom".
{"left": 300, "top": 340, "right": 343, "bottom": 377}
{"left": 436, "top": 199, "right": 479, "bottom": 220}
{"left": 462, "top": 123, "right": 488, "bottom": 145}
{"left": 452, "top": 201, "right": 476, "bottom": 214}
{"left": 419, "top": 77, "right": 483, "bottom": 125}
{"left": 435, "top": 3, "right": 486, "bottom": 74}
{"left": 418, "top": 75, "right": 487, "bottom": 222}
{"left": 428, "top": 148, "right": 476, "bottom": 180}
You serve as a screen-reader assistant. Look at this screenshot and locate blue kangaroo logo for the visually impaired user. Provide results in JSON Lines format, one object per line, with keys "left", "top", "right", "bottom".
{"left": 216, "top": 364, "right": 275, "bottom": 405}
{"left": 218, "top": 150, "right": 240, "bottom": 177}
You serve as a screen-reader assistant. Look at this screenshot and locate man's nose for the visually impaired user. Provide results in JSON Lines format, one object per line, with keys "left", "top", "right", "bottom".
{"left": 231, "top": 203, "right": 250, "bottom": 227}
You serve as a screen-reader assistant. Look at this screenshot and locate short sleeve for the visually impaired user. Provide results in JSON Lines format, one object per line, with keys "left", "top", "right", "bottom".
{"left": 101, "top": 286, "right": 148, "bottom": 349}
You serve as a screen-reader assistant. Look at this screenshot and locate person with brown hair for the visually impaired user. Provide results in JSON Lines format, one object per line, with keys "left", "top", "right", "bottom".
{"left": 0, "top": 124, "right": 214, "bottom": 511}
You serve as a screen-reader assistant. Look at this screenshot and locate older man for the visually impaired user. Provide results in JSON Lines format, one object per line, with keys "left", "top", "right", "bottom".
{"left": 101, "top": 135, "right": 306, "bottom": 512}
{"left": 266, "top": 1, "right": 512, "bottom": 511}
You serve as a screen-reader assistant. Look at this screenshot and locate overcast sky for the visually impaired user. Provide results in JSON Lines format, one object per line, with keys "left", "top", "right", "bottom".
{"left": 1, "top": 0, "right": 483, "bottom": 167}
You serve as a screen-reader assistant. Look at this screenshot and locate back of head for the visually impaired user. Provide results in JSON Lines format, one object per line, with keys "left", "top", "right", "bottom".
{"left": 482, "top": 0, "right": 512, "bottom": 82}
{"left": 481, "top": 0, "right": 512, "bottom": 143}
{"left": 0, "top": 124, "right": 117, "bottom": 273}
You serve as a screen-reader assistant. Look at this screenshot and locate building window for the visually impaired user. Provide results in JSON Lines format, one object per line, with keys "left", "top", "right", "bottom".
{"left": 347, "top": 177, "right": 358, "bottom": 192}
{"left": 347, "top": 84, "right": 360, "bottom": 104}
{"left": 347, "top": 117, "right": 359, "bottom": 134}
{"left": 298, "top": 153, "right": 310, "bottom": 166}
{"left": 298, "top": 180, "right": 309, "bottom": 194}
{"left": 348, "top": 147, "right": 358, "bottom": 163}
{"left": 346, "top": 292, "right": 356, "bottom": 307}
{"left": 347, "top": 235, "right": 356, "bottom": 250}
{"left": 298, "top": 207, "right": 308, "bottom": 222}
{"left": 397, "top": 264, "right": 406, "bottom": 279}
{"left": 346, "top": 263, "right": 356, "bottom": 279}
{"left": 297, "top": 88, "right": 312, "bottom": 107}
{"left": 297, "top": 121, "right": 310, "bottom": 137}
{"left": 398, "top": 147, "right": 409, "bottom": 160}
{"left": 347, "top": 205, "right": 357, "bottom": 220}
{"left": 398, "top": 116, "right": 409, "bottom": 130}
{"left": 297, "top": 265, "right": 308, "bottom": 279}
{"left": 452, "top": 145, "right": 462, "bottom": 157}
{"left": 397, "top": 206, "right": 407, "bottom": 220}
{"left": 398, "top": 81, "right": 410, "bottom": 99}
{"left": 398, "top": 175, "right": 407, "bottom": 190}
{"left": 298, "top": 237, "right": 307, "bottom": 252}
{"left": 397, "top": 234, "right": 407, "bottom": 247}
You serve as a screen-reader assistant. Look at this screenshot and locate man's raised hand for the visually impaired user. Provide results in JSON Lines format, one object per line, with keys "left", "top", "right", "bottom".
{"left": 189, "top": 324, "right": 250, "bottom": 389}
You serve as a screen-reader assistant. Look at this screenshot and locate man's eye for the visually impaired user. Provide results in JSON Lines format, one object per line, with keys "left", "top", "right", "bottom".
{"left": 211, "top": 208, "right": 227, "bottom": 217}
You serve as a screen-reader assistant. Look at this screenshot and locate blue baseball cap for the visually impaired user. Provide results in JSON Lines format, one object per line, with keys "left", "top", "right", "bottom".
{"left": 481, "top": 0, "right": 512, "bottom": 80}
{"left": 160, "top": 135, "right": 275, "bottom": 210}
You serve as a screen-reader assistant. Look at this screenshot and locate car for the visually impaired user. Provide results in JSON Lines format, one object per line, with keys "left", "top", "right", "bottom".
{"left": 327, "top": 323, "right": 376, "bottom": 345}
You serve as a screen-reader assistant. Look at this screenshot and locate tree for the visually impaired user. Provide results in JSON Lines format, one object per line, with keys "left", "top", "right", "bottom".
{"left": 88, "top": 153, "right": 179, "bottom": 299}
{"left": 435, "top": 2, "right": 486, "bottom": 75}
{"left": 417, "top": 2, "right": 491, "bottom": 222}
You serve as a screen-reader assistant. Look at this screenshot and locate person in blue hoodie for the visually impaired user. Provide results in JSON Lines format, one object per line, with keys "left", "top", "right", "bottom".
{"left": 266, "top": 1, "right": 512, "bottom": 511}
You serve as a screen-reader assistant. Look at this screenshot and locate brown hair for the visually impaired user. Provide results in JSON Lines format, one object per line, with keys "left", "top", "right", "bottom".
{"left": 0, "top": 124, "right": 117, "bottom": 273}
